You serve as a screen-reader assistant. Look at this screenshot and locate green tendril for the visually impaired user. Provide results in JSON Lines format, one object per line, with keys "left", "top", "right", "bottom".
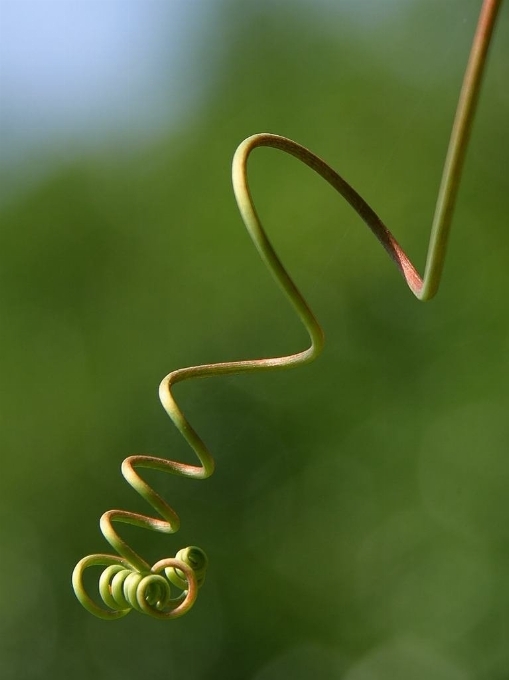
{"left": 72, "top": 0, "right": 501, "bottom": 619}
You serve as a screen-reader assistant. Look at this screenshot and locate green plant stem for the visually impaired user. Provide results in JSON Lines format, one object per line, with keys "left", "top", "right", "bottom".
{"left": 72, "top": 0, "right": 501, "bottom": 620}
{"left": 422, "top": 0, "right": 502, "bottom": 299}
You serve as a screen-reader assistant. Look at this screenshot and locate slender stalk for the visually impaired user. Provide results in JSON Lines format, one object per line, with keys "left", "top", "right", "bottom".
{"left": 73, "top": 0, "right": 502, "bottom": 620}
{"left": 421, "top": 0, "right": 502, "bottom": 299}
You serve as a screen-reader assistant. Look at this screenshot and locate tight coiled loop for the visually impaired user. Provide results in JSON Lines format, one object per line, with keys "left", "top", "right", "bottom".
{"left": 73, "top": 550, "right": 203, "bottom": 620}
{"left": 72, "top": 0, "right": 501, "bottom": 620}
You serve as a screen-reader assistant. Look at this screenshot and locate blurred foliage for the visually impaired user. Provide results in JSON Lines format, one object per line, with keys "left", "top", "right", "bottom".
{"left": 1, "top": 1, "right": 508, "bottom": 678}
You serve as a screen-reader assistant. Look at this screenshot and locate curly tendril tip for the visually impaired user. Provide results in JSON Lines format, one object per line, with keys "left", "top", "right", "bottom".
{"left": 72, "top": 0, "right": 501, "bottom": 620}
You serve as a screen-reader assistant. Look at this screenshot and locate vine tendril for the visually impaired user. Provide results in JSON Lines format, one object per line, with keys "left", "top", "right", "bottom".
{"left": 72, "top": 0, "right": 501, "bottom": 619}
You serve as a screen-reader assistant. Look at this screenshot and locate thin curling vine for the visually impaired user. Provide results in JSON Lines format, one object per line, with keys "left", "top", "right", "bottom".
{"left": 72, "top": 0, "right": 502, "bottom": 620}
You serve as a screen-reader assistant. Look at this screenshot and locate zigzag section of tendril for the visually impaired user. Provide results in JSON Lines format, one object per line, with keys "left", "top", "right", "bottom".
{"left": 71, "top": 133, "right": 431, "bottom": 621}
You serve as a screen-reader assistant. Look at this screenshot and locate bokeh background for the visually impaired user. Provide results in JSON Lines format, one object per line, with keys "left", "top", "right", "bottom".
{"left": 1, "top": 1, "right": 508, "bottom": 678}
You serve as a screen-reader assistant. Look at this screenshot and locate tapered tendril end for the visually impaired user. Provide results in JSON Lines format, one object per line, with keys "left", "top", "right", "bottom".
{"left": 72, "top": 546, "right": 207, "bottom": 620}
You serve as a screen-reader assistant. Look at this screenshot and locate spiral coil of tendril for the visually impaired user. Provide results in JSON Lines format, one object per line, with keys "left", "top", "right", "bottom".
{"left": 72, "top": 0, "right": 501, "bottom": 620}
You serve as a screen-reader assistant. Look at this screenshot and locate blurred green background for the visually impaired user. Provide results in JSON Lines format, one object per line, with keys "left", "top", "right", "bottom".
{"left": 1, "top": 1, "right": 508, "bottom": 678}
